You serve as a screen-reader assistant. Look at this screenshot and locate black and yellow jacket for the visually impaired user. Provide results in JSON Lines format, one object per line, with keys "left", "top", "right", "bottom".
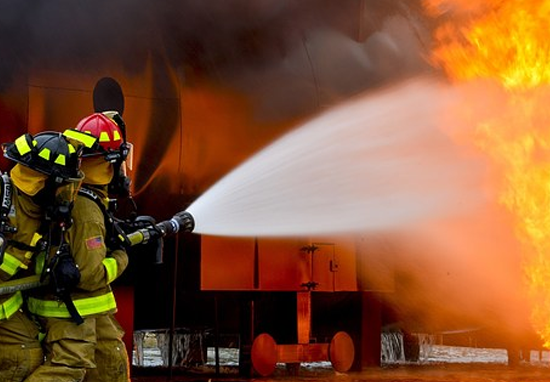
{"left": 27, "top": 185, "right": 128, "bottom": 319}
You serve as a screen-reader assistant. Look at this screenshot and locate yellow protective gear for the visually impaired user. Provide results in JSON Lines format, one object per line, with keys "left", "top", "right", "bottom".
{"left": 80, "top": 156, "right": 114, "bottom": 185}
{"left": 0, "top": 181, "right": 44, "bottom": 380}
{"left": 10, "top": 164, "right": 48, "bottom": 196}
{"left": 26, "top": 184, "right": 130, "bottom": 381}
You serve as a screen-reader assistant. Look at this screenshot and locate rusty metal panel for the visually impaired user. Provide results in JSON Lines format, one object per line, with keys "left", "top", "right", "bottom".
{"left": 201, "top": 236, "right": 311, "bottom": 291}
{"left": 257, "top": 238, "right": 310, "bottom": 291}
{"left": 309, "top": 242, "right": 334, "bottom": 292}
{"left": 201, "top": 236, "right": 255, "bottom": 290}
{"left": 310, "top": 238, "right": 357, "bottom": 292}
{"left": 276, "top": 343, "right": 329, "bottom": 364}
{"left": 332, "top": 239, "right": 358, "bottom": 291}
{"left": 201, "top": 236, "right": 366, "bottom": 292}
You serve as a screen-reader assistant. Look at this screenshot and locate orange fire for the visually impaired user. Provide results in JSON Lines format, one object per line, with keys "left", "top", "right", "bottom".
{"left": 425, "top": 0, "right": 550, "bottom": 346}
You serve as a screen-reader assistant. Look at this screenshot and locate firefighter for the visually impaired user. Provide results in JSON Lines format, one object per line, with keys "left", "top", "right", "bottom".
{"left": 0, "top": 131, "right": 88, "bottom": 382}
{"left": 25, "top": 112, "right": 132, "bottom": 382}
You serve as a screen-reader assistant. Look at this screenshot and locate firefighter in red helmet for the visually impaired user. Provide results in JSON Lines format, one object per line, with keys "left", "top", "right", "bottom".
{"left": 0, "top": 131, "right": 89, "bottom": 382}
{"left": 25, "top": 113, "right": 131, "bottom": 382}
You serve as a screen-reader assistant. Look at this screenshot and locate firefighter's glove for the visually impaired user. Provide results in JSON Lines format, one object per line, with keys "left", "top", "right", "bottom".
{"left": 107, "top": 234, "right": 130, "bottom": 252}
{"left": 50, "top": 245, "right": 80, "bottom": 296}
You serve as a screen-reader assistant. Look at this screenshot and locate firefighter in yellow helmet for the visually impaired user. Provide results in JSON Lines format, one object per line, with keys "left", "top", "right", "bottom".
{"left": 25, "top": 112, "right": 132, "bottom": 382}
{"left": 0, "top": 131, "right": 88, "bottom": 382}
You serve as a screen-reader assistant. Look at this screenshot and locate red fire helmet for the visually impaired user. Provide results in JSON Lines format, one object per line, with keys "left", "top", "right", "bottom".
{"left": 75, "top": 112, "right": 123, "bottom": 155}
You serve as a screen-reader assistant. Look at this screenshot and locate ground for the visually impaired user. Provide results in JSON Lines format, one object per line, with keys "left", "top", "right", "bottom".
{"left": 130, "top": 345, "right": 550, "bottom": 382}
{"left": 130, "top": 364, "right": 550, "bottom": 382}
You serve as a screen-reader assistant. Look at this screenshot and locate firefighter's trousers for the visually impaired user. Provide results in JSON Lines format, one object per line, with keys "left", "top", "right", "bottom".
{"left": 24, "top": 314, "right": 129, "bottom": 382}
{"left": 0, "top": 310, "right": 43, "bottom": 382}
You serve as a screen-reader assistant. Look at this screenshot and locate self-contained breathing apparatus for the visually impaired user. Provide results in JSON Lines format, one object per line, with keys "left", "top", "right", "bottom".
{"left": 0, "top": 173, "right": 16, "bottom": 265}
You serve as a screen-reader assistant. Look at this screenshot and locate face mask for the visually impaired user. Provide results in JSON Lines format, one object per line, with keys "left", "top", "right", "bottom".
{"left": 81, "top": 157, "right": 114, "bottom": 185}
{"left": 36, "top": 174, "right": 82, "bottom": 226}
{"left": 55, "top": 178, "right": 83, "bottom": 208}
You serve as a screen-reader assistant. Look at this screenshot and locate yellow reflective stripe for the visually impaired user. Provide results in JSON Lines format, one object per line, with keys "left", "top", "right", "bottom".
{"left": 63, "top": 129, "right": 97, "bottom": 149}
{"left": 0, "top": 252, "right": 26, "bottom": 276}
{"left": 102, "top": 257, "right": 118, "bottom": 284}
{"left": 113, "top": 130, "right": 121, "bottom": 141}
{"left": 38, "top": 147, "right": 51, "bottom": 160}
{"left": 54, "top": 154, "right": 66, "bottom": 166}
{"left": 14, "top": 135, "right": 31, "bottom": 155}
{"left": 26, "top": 233, "right": 43, "bottom": 260}
{"left": 27, "top": 291, "right": 117, "bottom": 318}
{"left": 0, "top": 292, "right": 23, "bottom": 320}
{"left": 34, "top": 252, "right": 45, "bottom": 275}
{"left": 99, "top": 131, "right": 110, "bottom": 142}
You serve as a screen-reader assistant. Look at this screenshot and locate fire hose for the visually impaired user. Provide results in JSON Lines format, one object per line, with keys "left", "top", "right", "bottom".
{"left": 0, "top": 211, "right": 195, "bottom": 295}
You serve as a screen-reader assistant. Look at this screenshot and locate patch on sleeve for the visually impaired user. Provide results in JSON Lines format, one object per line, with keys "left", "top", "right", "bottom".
{"left": 85, "top": 236, "right": 105, "bottom": 250}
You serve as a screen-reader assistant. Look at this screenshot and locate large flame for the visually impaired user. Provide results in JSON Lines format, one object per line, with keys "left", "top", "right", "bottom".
{"left": 425, "top": 0, "right": 550, "bottom": 346}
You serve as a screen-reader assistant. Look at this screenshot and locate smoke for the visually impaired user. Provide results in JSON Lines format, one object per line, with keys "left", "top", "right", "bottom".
{"left": 0, "top": 1, "right": 430, "bottom": 86}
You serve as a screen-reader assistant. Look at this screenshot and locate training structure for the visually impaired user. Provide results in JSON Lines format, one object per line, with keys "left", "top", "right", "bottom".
{"left": 3, "top": 0, "right": 533, "bottom": 378}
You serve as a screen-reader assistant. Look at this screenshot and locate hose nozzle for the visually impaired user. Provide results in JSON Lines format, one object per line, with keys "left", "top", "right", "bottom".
{"left": 147, "top": 210, "right": 194, "bottom": 238}
{"left": 167, "top": 211, "right": 195, "bottom": 234}
{"left": 125, "top": 211, "right": 195, "bottom": 247}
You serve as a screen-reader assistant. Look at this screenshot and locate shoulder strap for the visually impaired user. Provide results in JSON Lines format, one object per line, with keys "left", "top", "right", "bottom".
{"left": 77, "top": 187, "right": 104, "bottom": 210}
{"left": 77, "top": 187, "right": 112, "bottom": 225}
